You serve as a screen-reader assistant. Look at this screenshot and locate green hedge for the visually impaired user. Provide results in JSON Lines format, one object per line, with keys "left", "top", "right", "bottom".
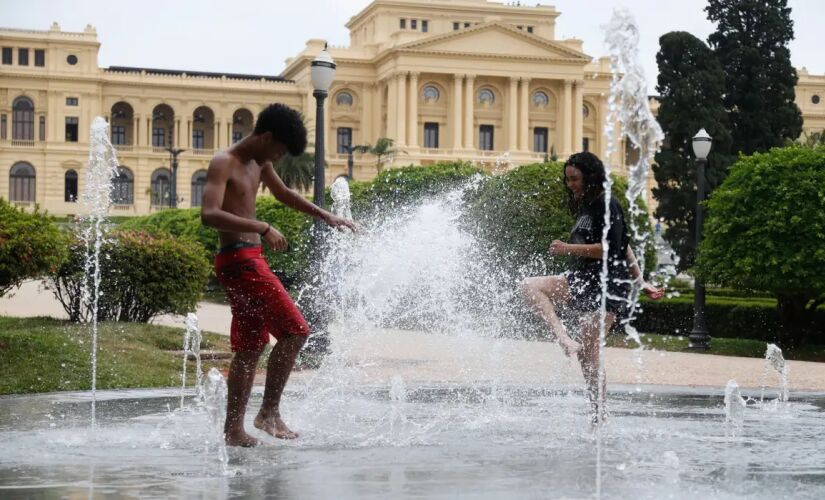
{"left": 635, "top": 296, "right": 825, "bottom": 344}
{"left": 0, "top": 199, "right": 68, "bottom": 296}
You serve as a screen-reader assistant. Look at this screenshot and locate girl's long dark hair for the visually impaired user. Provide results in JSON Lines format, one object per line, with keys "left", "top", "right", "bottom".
{"left": 564, "top": 151, "right": 607, "bottom": 215}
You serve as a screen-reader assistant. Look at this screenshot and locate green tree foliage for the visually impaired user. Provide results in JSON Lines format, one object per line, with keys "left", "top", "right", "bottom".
{"left": 48, "top": 230, "right": 210, "bottom": 323}
{"left": 698, "top": 146, "right": 825, "bottom": 347}
{"left": 0, "top": 199, "right": 67, "bottom": 296}
{"left": 706, "top": 0, "right": 803, "bottom": 155}
{"left": 255, "top": 198, "right": 313, "bottom": 286}
{"left": 358, "top": 138, "right": 405, "bottom": 173}
{"left": 652, "top": 31, "right": 734, "bottom": 270}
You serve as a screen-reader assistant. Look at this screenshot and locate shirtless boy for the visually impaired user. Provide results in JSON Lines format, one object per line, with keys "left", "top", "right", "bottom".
{"left": 201, "top": 103, "right": 356, "bottom": 447}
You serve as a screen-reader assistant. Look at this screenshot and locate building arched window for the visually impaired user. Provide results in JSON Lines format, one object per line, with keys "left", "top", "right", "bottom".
{"left": 64, "top": 169, "right": 78, "bottom": 202}
{"left": 335, "top": 91, "right": 354, "bottom": 107}
{"left": 113, "top": 167, "right": 134, "bottom": 205}
{"left": 478, "top": 88, "right": 495, "bottom": 105}
{"left": 9, "top": 162, "right": 36, "bottom": 202}
{"left": 150, "top": 168, "right": 171, "bottom": 207}
{"left": 582, "top": 104, "right": 591, "bottom": 119}
{"left": 532, "top": 91, "right": 549, "bottom": 108}
{"left": 190, "top": 170, "right": 207, "bottom": 207}
{"left": 12, "top": 96, "right": 35, "bottom": 141}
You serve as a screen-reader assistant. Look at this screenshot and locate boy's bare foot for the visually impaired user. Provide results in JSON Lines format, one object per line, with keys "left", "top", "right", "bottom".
{"left": 254, "top": 414, "right": 299, "bottom": 439}
{"left": 224, "top": 430, "right": 260, "bottom": 447}
{"left": 557, "top": 334, "right": 581, "bottom": 358}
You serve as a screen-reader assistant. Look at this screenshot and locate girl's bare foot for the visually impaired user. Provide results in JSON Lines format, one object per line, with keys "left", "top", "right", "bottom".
{"left": 254, "top": 415, "right": 299, "bottom": 439}
{"left": 557, "top": 334, "right": 581, "bottom": 358}
{"left": 224, "top": 430, "right": 260, "bottom": 447}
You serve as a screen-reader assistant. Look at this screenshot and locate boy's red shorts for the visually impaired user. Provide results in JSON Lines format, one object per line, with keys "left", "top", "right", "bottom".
{"left": 214, "top": 245, "right": 309, "bottom": 352}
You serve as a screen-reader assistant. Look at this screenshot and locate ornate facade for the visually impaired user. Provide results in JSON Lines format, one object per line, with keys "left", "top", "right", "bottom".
{"left": 1, "top": 0, "right": 823, "bottom": 216}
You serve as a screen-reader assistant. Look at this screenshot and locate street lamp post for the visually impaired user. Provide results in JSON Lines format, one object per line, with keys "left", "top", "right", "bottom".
{"left": 310, "top": 44, "right": 336, "bottom": 210}
{"left": 166, "top": 147, "right": 186, "bottom": 208}
{"left": 689, "top": 128, "right": 712, "bottom": 349}
{"left": 345, "top": 145, "right": 355, "bottom": 180}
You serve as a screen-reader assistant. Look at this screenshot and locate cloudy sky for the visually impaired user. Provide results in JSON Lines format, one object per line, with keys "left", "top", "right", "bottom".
{"left": 2, "top": 0, "right": 822, "bottom": 94}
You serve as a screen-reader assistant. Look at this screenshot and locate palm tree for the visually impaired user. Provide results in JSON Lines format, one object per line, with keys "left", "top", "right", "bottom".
{"left": 274, "top": 152, "right": 314, "bottom": 191}
{"left": 359, "top": 137, "right": 405, "bottom": 173}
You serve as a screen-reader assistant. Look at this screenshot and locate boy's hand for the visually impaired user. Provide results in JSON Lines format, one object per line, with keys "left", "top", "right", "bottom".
{"left": 323, "top": 213, "right": 360, "bottom": 232}
{"left": 262, "top": 226, "right": 288, "bottom": 252}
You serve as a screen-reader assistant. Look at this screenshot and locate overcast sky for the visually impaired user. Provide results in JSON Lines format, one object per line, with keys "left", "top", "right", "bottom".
{"left": 2, "top": 0, "right": 822, "bottom": 94}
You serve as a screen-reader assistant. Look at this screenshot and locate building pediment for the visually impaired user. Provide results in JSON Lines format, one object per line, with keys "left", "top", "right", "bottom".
{"left": 396, "top": 23, "right": 591, "bottom": 62}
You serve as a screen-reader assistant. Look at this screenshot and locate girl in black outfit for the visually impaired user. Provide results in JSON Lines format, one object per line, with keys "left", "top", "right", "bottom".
{"left": 521, "top": 152, "right": 662, "bottom": 422}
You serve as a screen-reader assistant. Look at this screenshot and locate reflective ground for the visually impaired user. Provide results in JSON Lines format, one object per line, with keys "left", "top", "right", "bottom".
{"left": 1, "top": 384, "right": 823, "bottom": 499}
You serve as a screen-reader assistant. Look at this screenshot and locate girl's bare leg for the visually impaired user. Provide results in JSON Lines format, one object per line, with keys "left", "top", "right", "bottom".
{"left": 520, "top": 276, "right": 581, "bottom": 356}
{"left": 576, "top": 311, "right": 615, "bottom": 425}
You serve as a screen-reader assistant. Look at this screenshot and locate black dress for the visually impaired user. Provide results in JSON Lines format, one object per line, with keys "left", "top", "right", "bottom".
{"left": 564, "top": 192, "right": 631, "bottom": 317}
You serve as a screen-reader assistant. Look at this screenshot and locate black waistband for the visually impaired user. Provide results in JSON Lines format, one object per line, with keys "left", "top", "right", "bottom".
{"left": 218, "top": 241, "right": 261, "bottom": 254}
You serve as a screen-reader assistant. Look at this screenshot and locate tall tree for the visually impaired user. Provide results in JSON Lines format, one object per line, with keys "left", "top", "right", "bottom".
{"left": 652, "top": 31, "right": 733, "bottom": 270}
{"left": 706, "top": 0, "right": 803, "bottom": 155}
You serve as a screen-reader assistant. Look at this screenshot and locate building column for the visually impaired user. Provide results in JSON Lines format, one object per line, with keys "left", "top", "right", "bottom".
{"left": 225, "top": 119, "right": 231, "bottom": 147}
{"left": 213, "top": 121, "right": 219, "bottom": 150}
{"left": 508, "top": 76, "right": 518, "bottom": 152}
{"left": 186, "top": 119, "right": 192, "bottom": 148}
{"left": 146, "top": 119, "right": 151, "bottom": 148}
{"left": 175, "top": 118, "right": 182, "bottom": 148}
{"left": 396, "top": 72, "right": 407, "bottom": 147}
{"left": 133, "top": 116, "right": 140, "bottom": 146}
{"left": 463, "top": 74, "right": 475, "bottom": 149}
{"left": 386, "top": 75, "right": 398, "bottom": 144}
{"left": 573, "top": 80, "right": 583, "bottom": 153}
{"left": 372, "top": 82, "right": 382, "bottom": 143}
{"left": 407, "top": 72, "right": 419, "bottom": 148}
{"left": 562, "top": 79, "right": 573, "bottom": 156}
{"left": 518, "top": 77, "right": 530, "bottom": 151}
{"left": 452, "top": 74, "right": 463, "bottom": 150}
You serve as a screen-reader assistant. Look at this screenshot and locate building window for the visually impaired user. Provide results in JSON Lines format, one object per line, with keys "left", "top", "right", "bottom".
{"left": 151, "top": 168, "right": 172, "bottom": 206}
{"left": 400, "top": 18, "right": 406, "bottom": 29}
{"left": 39, "top": 115, "right": 45, "bottom": 141}
{"left": 337, "top": 127, "right": 352, "bottom": 154}
{"left": 65, "top": 117, "right": 79, "bottom": 142}
{"left": 464, "top": 22, "right": 470, "bottom": 28}
{"left": 12, "top": 97, "right": 35, "bottom": 141}
{"left": 0, "top": 115, "right": 6, "bottom": 139}
{"left": 813, "top": 95, "right": 821, "bottom": 105}
{"left": 190, "top": 170, "right": 208, "bottom": 207}
{"left": 64, "top": 170, "right": 78, "bottom": 202}
{"left": 423, "top": 85, "right": 440, "bottom": 103}
{"left": 583, "top": 138, "right": 590, "bottom": 152}
{"left": 335, "top": 91, "right": 354, "bottom": 106}
{"left": 527, "top": 26, "right": 534, "bottom": 34}
{"left": 532, "top": 91, "right": 549, "bottom": 108}
{"left": 453, "top": 22, "right": 460, "bottom": 31}
{"left": 533, "top": 127, "right": 548, "bottom": 153}
{"left": 422, "top": 20, "right": 428, "bottom": 32}
{"left": 66, "top": 54, "right": 78, "bottom": 65}
{"left": 424, "top": 122, "right": 439, "bottom": 148}
{"left": 34, "top": 49, "right": 45, "bottom": 67}
{"left": 113, "top": 167, "right": 134, "bottom": 205}
{"left": 478, "top": 88, "right": 495, "bottom": 105}
{"left": 9, "top": 162, "right": 36, "bottom": 202}
{"left": 232, "top": 131, "right": 243, "bottom": 143}
{"left": 479, "top": 125, "right": 494, "bottom": 151}
{"left": 2, "top": 47, "right": 11, "bottom": 65}
{"left": 193, "top": 129, "right": 205, "bottom": 149}
{"left": 18, "top": 48, "right": 29, "bottom": 66}
{"left": 411, "top": 19, "right": 417, "bottom": 30}
{"left": 517, "top": 26, "right": 523, "bottom": 30}
{"left": 112, "top": 126, "right": 126, "bottom": 145}
{"left": 152, "top": 128, "right": 166, "bottom": 147}
{"left": 66, "top": 97, "right": 78, "bottom": 106}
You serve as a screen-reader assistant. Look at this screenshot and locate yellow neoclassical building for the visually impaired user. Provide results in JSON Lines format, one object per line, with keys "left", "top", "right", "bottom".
{"left": 1, "top": 0, "right": 824, "bottom": 216}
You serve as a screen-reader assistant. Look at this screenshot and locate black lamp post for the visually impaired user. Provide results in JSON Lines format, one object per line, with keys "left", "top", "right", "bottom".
{"left": 344, "top": 145, "right": 355, "bottom": 180}
{"left": 165, "top": 147, "right": 185, "bottom": 208}
{"left": 310, "top": 44, "right": 336, "bottom": 210}
{"left": 689, "top": 128, "right": 712, "bottom": 349}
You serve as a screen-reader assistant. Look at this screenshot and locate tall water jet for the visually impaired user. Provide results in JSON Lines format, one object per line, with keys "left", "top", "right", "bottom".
{"left": 201, "top": 367, "right": 229, "bottom": 469}
{"left": 761, "top": 343, "right": 790, "bottom": 403}
{"left": 724, "top": 379, "right": 746, "bottom": 438}
{"left": 80, "top": 117, "right": 120, "bottom": 427}
{"left": 180, "top": 313, "right": 203, "bottom": 409}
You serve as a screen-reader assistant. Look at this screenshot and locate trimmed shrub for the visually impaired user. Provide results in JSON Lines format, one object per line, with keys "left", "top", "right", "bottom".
{"left": 0, "top": 199, "right": 68, "bottom": 296}
{"left": 47, "top": 230, "right": 209, "bottom": 323}
{"left": 118, "top": 208, "right": 217, "bottom": 261}
{"left": 256, "top": 198, "right": 313, "bottom": 286}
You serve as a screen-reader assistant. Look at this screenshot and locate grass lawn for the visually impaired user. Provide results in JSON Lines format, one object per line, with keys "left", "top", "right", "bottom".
{"left": 0, "top": 316, "right": 232, "bottom": 395}
{"left": 607, "top": 332, "right": 825, "bottom": 362}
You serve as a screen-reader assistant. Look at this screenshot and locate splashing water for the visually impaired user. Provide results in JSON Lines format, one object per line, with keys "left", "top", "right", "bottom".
{"left": 724, "top": 379, "right": 747, "bottom": 438}
{"left": 180, "top": 313, "right": 203, "bottom": 409}
{"left": 79, "top": 117, "right": 120, "bottom": 428}
{"left": 761, "top": 343, "right": 790, "bottom": 404}
{"left": 201, "top": 367, "right": 229, "bottom": 470}
{"left": 492, "top": 151, "right": 512, "bottom": 176}
{"left": 331, "top": 176, "right": 353, "bottom": 220}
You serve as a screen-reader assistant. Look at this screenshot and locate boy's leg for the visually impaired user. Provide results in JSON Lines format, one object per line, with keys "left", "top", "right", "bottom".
{"left": 255, "top": 334, "right": 307, "bottom": 439}
{"left": 520, "top": 275, "right": 581, "bottom": 356}
{"left": 225, "top": 349, "right": 263, "bottom": 447}
{"left": 576, "top": 311, "right": 615, "bottom": 425}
